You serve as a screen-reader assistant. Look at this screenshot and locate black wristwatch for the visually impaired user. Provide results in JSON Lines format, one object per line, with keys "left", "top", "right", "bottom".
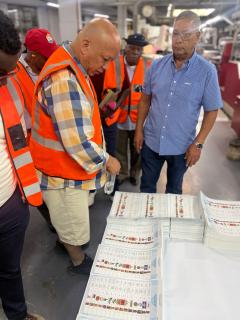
{"left": 194, "top": 141, "right": 203, "bottom": 149}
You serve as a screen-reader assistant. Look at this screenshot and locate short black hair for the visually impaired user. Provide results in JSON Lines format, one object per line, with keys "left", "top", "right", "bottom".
{"left": 0, "top": 10, "right": 21, "bottom": 55}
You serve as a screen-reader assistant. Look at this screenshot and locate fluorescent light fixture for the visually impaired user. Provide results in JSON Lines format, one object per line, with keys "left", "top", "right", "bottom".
{"left": 94, "top": 13, "right": 109, "bottom": 19}
{"left": 8, "top": 9, "right": 18, "bottom": 13}
{"left": 126, "top": 18, "right": 133, "bottom": 22}
{"left": 173, "top": 8, "right": 215, "bottom": 17}
{"left": 46, "top": 2, "right": 59, "bottom": 8}
{"left": 167, "top": 3, "right": 173, "bottom": 18}
{"left": 200, "top": 15, "right": 233, "bottom": 28}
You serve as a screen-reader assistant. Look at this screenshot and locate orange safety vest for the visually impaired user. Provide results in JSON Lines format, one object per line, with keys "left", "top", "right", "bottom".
{"left": 118, "top": 57, "right": 150, "bottom": 124}
{"left": 0, "top": 77, "right": 42, "bottom": 206}
{"left": 30, "top": 46, "right": 103, "bottom": 180}
{"left": 102, "top": 55, "right": 125, "bottom": 126}
{"left": 16, "top": 60, "right": 35, "bottom": 116}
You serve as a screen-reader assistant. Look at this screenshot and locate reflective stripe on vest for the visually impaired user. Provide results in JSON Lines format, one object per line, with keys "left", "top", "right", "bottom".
{"left": 118, "top": 57, "right": 146, "bottom": 124}
{"left": 16, "top": 61, "right": 35, "bottom": 116}
{"left": 102, "top": 55, "right": 124, "bottom": 126}
{"left": 115, "top": 55, "right": 122, "bottom": 92}
{"left": 30, "top": 46, "right": 103, "bottom": 180}
{"left": 0, "top": 77, "right": 42, "bottom": 206}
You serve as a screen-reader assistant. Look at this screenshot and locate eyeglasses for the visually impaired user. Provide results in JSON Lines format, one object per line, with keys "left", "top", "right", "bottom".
{"left": 172, "top": 29, "right": 199, "bottom": 41}
{"left": 0, "top": 65, "right": 20, "bottom": 81}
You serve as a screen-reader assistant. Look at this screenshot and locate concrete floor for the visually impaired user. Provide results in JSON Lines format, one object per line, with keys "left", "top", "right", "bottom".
{"left": 0, "top": 112, "right": 239, "bottom": 320}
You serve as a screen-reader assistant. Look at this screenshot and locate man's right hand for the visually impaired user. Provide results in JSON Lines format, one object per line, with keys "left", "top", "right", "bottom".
{"left": 134, "top": 128, "right": 144, "bottom": 153}
{"left": 106, "top": 156, "right": 121, "bottom": 175}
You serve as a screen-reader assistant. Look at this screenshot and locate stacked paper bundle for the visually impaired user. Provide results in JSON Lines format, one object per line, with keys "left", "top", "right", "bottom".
{"left": 77, "top": 220, "right": 163, "bottom": 320}
{"left": 91, "top": 244, "right": 161, "bottom": 281}
{"left": 108, "top": 192, "right": 203, "bottom": 220}
{"left": 77, "top": 276, "right": 160, "bottom": 320}
{"left": 166, "top": 193, "right": 204, "bottom": 241}
{"left": 102, "top": 220, "right": 160, "bottom": 249}
{"left": 201, "top": 192, "right": 240, "bottom": 251}
{"left": 169, "top": 218, "right": 204, "bottom": 241}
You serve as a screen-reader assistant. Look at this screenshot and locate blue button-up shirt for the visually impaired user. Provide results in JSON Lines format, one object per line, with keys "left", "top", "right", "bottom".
{"left": 143, "top": 52, "right": 222, "bottom": 155}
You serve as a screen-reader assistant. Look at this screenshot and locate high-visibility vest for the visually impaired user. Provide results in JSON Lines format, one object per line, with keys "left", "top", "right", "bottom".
{"left": 118, "top": 57, "right": 150, "bottom": 124}
{"left": 16, "top": 60, "right": 35, "bottom": 116}
{"left": 102, "top": 55, "right": 124, "bottom": 126}
{"left": 30, "top": 46, "right": 103, "bottom": 180}
{"left": 0, "top": 77, "right": 42, "bottom": 206}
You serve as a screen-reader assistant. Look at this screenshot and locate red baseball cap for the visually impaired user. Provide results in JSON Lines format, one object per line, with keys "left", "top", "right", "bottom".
{"left": 24, "top": 28, "right": 58, "bottom": 58}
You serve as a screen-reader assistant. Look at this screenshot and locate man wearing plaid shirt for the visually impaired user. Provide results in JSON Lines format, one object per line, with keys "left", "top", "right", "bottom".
{"left": 30, "top": 19, "right": 121, "bottom": 275}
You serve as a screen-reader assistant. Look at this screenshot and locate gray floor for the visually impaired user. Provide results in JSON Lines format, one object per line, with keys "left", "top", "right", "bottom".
{"left": 0, "top": 115, "right": 240, "bottom": 320}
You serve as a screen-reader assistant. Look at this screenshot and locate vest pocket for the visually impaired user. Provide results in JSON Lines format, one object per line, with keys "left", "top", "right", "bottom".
{"left": 8, "top": 124, "right": 27, "bottom": 151}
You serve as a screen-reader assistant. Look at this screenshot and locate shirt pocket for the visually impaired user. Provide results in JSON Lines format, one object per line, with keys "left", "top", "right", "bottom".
{"left": 175, "top": 77, "right": 202, "bottom": 104}
{"left": 175, "top": 77, "right": 194, "bottom": 99}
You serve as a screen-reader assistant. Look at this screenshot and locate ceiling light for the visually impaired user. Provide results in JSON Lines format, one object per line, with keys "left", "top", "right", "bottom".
{"left": 200, "top": 15, "right": 233, "bottom": 28}
{"left": 46, "top": 2, "right": 59, "bottom": 8}
{"left": 94, "top": 13, "right": 109, "bottom": 19}
{"left": 173, "top": 8, "right": 215, "bottom": 17}
{"left": 8, "top": 9, "right": 18, "bottom": 13}
{"left": 167, "top": 4, "right": 173, "bottom": 18}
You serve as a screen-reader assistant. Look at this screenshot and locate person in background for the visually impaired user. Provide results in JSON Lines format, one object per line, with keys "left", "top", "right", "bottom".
{"left": 16, "top": 28, "right": 58, "bottom": 136}
{"left": 134, "top": 11, "right": 222, "bottom": 194}
{"left": 30, "top": 18, "right": 121, "bottom": 275}
{"left": 91, "top": 33, "right": 150, "bottom": 201}
{"left": 0, "top": 11, "right": 44, "bottom": 320}
{"left": 115, "top": 34, "right": 151, "bottom": 186}
{"left": 16, "top": 28, "right": 58, "bottom": 232}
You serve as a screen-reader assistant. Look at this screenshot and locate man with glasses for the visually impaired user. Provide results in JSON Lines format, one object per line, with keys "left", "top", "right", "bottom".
{"left": 135, "top": 11, "right": 222, "bottom": 194}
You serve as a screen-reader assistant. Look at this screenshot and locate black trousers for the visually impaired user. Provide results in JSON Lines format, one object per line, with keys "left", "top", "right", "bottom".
{"left": 0, "top": 187, "right": 29, "bottom": 320}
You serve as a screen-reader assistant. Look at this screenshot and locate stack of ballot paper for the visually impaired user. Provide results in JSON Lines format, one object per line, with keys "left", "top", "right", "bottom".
{"left": 108, "top": 191, "right": 203, "bottom": 220}
{"left": 169, "top": 217, "right": 204, "bottom": 242}
{"left": 201, "top": 192, "right": 240, "bottom": 251}
{"left": 77, "top": 275, "right": 161, "bottom": 320}
{"left": 77, "top": 219, "right": 162, "bottom": 320}
{"left": 102, "top": 220, "right": 161, "bottom": 249}
{"left": 108, "top": 192, "right": 204, "bottom": 242}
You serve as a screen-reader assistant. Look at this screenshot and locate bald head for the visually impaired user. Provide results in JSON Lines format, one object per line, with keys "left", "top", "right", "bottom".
{"left": 71, "top": 18, "right": 121, "bottom": 76}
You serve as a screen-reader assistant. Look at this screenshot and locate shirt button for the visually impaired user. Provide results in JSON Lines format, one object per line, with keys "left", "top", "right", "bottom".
{"left": 173, "top": 80, "right": 176, "bottom": 83}
{"left": 168, "top": 104, "right": 170, "bottom": 107}
{"left": 170, "top": 92, "right": 173, "bottom": 95}
{"left": 161, "top": 136, "right": 164, "bottom": 139}
{"left": 163, "top": 126, "right": 166, "bottom": 129}
{"left": 165, "top": 115, "right": 168, "bottom": 118}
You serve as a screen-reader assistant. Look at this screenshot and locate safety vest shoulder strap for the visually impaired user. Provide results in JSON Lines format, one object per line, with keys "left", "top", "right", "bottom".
{"left": 36, "top": 46, "right": 97, "bottom": 105}
{"left": 0, "top": 78, "right": 42, "bottom": 206}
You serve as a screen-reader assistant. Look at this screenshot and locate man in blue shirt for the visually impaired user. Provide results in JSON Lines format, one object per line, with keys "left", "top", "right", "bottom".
{"left": 134, "top": 10, "right": 222, "bottom": 194}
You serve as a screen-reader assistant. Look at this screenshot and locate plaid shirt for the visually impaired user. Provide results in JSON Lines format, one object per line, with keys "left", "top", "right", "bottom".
{"left": 37, "top": 45, "right": 108, "bottom": 190}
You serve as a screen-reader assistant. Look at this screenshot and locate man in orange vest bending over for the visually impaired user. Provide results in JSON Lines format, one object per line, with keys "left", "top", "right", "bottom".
{"left": 30, "top": 18, "right": 121, "bottom": 275}
{"left": 0, "top": 11, "right": 43, "bottom": 320}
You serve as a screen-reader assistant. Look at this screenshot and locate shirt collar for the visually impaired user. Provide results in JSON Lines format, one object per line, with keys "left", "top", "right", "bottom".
{"left": 171, "top": 50, "right": 197, "bottom": 69}
{"left": 63, "top": 43, "right": 88, "bottom": 78}
{"left": 124, "top": 56, "right": 137, "bottom": 69}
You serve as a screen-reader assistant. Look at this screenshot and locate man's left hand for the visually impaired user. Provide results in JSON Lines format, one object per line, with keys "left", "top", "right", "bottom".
{"left": 185, "top": 144, "right": 202, "bottom": 167}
